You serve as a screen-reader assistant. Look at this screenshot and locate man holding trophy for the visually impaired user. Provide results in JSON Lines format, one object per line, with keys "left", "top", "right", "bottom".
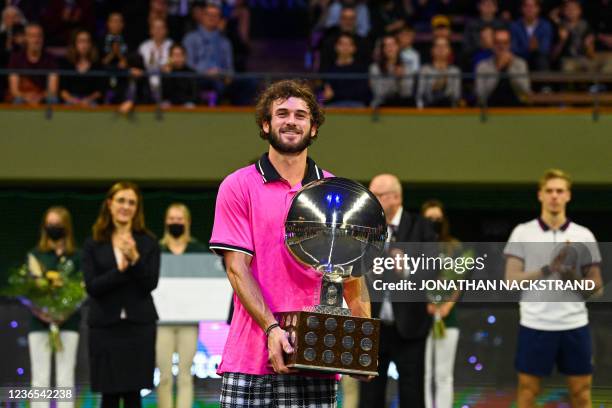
{"left": 210, "top": 80, "right": 383, "bottom": 407}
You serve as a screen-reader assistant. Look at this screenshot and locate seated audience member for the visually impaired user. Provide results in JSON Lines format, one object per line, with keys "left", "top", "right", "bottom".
{"left": 319, "top": 6, "right": 371, "bottom": 71}
{"left": 40, "top": 0, "right": 95, "bottom": 46}
{"left": 224, "top": 0, "right": 250, "bottom": 73}
{"left": 369, "top": 34, "right": 414, "bottom": 107}
{"left": 324, "top": 0, "right": 370, "bottom": 37}
{"left": 7, "top": 23, "right": 58, "bottom": 105}
{"left": 463, "top": 0, "right": 505, "bottom": 63}
{"left": 476, "top": 28, "right": 531, "bottom": 106}
{"left": 182, "top": 3, "right": 232, "bottom": 76}
{"left": 182, "top": 3, "right": 233, "bottom": 97}
{"left": 322, "top": 34, "right": 369, "bottom": 107}
{"left": 138, "top": 17, "right": 173, "bottom": 100}
{"left": 397, "top": 26, "right": 420, "bottom": 74}
{"left": 417, "top": 37, "right": 461, "bottom": 108}
{"left": 510, "top": 0, "right": 553, "bottom": 71}
{"left": 1, "top": 6, "right": 26, "bottom": 61}
{"left": 60, "top": 30, "right": 103, "bottom": 106}
{"left": 369, "top": 0, "right": 408, "bottom": 40}
{"left": 100, "top": 12, "right": 129, "bottom": 103}
{"left": 472, "top": 25, "right": 495, "bottom": 70}
{"left": 552, "top": 0, "right": 595, "bottom": 74}
{"left": 161, "top": 44, "right": 197, "bottom": 107}
{"left": 431, "top": 14, "right": 452, "bottom": 41}
{"left": 431, "top": 15, "right": 455, "bottom": 63}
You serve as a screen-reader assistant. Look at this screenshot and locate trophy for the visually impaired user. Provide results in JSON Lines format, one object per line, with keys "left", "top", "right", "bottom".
{"left": 277, "top": 178, "right": 387, "bottom": 376}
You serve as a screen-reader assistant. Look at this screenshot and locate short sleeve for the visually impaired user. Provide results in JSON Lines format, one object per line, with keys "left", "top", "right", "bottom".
{"left": 504, "top": 225, "right": 525, "bottom": 260}
{"left": 209, "top": 174, "right": 254, "bottom": 256}
{"left": 582, "top": 230, "right": 602, "bottom": 266}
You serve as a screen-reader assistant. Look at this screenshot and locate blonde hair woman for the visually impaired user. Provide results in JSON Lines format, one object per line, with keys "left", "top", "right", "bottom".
{"left": 28, "top": 206, "right": 81, "bottom": 408}
{"left": 157, "top": 203, "right": 208, "bottom": 408}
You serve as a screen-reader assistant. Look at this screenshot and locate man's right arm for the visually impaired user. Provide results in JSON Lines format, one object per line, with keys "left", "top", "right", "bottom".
{"left": 223, "top": 250, "right": 296, "bottom": 374}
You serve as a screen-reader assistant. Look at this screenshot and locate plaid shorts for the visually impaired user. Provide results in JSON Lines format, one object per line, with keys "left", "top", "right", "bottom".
{"left": 220, "top": 372, "right": 338, "bottom": 407}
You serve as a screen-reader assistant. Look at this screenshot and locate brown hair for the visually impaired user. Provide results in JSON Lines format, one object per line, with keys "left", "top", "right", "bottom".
{"left": 66, "top": 29, "right": 98, "bottom": 64}
{"left": 421, "top": 199, "right": 452, "bottom": 243}
{"left": 255, "top": 80, "right": 325, "bottom": 140}
{"left": 92, "top": 181, "right": 151, "bottom": 241}
{"left": 37, "top": 206, "right": 76, "bottom": 254}
{"left": 538, "top": 168, "right": 572, "bottom": 190}
{"left": 160, "top": 202, "right": 192, "bottom": 246}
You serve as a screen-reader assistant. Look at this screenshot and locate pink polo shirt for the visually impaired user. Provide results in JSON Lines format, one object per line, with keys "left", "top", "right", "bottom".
{"left": 210, "top": 153, "right": 333, "bottom": 375}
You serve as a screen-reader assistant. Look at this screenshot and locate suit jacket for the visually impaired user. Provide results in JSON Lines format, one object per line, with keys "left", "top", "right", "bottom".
{"left": 369, "top": 210, "right": 437, "bottom": 340}
{"left": 83, "top": 232, "right": 160, "bottom": 327}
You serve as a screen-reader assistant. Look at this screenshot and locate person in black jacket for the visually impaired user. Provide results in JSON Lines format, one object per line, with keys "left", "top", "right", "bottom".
{"left": 82, "top": 181, "right": 160, "bottom": 408}
{"left": 360, "top": 173, "right": 437, "bottom": 408}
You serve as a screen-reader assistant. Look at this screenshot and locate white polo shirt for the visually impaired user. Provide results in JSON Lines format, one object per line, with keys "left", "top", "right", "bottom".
{"left": 504, "top": 218, "right": 601, "bottom": 331}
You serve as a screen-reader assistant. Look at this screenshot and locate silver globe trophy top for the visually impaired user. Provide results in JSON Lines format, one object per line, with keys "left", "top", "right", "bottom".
{"left": 285, "top": 177, "right": 387, "bottom": 314}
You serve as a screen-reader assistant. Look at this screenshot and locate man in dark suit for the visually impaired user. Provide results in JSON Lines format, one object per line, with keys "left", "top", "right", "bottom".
{"left": 359, "top": 173, "right": 437, "bottom": 408}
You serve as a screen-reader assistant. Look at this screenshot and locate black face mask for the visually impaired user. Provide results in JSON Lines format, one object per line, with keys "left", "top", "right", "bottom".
{"left": 431, "top": 220, "right": 443, "bottom": 235}
{"left": 45, "top": 225, "right": 66, "bottom": 241}
{"left": 167, "top": 223, "right": 185, "bottom": 238}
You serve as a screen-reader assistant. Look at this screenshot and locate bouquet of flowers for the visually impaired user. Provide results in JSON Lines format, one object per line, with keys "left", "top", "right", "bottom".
{"left": 2, "top": 255, "right": 86, "bottom": 351}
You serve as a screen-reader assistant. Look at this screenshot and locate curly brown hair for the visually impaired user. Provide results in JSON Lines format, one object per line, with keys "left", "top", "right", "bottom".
{"left": 255, "top": 80, "right": 325, "bottom": 140}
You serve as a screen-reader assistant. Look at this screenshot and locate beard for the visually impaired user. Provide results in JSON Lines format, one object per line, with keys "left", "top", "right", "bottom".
{"left": 266, "top": 125, "right": 314, "bottom": 154}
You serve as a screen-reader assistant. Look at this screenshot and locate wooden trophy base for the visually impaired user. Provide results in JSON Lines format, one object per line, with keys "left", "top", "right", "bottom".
{"left": 276, "top": 310, "right": 380, "bottom": 376}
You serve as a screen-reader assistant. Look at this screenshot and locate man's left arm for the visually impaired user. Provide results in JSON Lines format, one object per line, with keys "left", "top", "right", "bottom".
{"left": 344, "top": 276, "right": 371, "bottom": 318}
{"left": 581, "top": 264, "right": 603, "bottom": 299}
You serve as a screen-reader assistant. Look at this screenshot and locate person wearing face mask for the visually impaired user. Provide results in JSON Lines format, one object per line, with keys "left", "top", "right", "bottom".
{"left": 420, "top": 199, "right": 461, "bottom": 408}
{"left": 82, "top": 181, "right": 160, "bottom": 408}
{"left": 26, "top": 206, "right": 81, "bottom": 408}
{"left": 156, "top": 203, "right": 208, "bottom": 408}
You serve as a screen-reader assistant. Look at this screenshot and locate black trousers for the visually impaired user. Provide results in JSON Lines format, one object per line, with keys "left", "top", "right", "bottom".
{"left": 101, "top": 391, "right": 141, "bottom": 408}
{"left": 359, "top": 324, "right": 427, "bottom": 408}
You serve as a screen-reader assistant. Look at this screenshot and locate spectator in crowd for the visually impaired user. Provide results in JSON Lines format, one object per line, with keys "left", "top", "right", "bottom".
{"left": 362, "top": 173, "right": 436, "bottom": 408}
{"left": 369, "top": 0, "right": 408, "bottom": 40}
{"left": 421, "top": 199, "right": 461, "bottom": 408}
{"left": 472, "top": 25, "right": 495, "bottom": 70}
{"left": 552, "top": 0, "right": 595, "bottom": 74}
{"left": 462, "top": 0, "right": 505, "bottom": 66}
{"left": 157, "top": 203, "right": 208, "bottom": 408}
{"left": 397, "top": 26, "right": 420, "bottom": 74}
{"left": 182, "top": 3, "right": 233, "bottom": 97}
{"left": 321, "top": 34, "right": 370, "bottom": 107}
{"left": 100, "top": 12, "right": 128, "bottom": 103}
{"left": 319, "top": 6, "right": 372, "bottom": 71}
{"left": 27, "top": 206, "right": 81, "bottom": 408}
{"left": 7, "top": 23, "right": 58, "bottom": 105}
{"left": 40, "top": 0, "right": 95, "bottom": 47}
{"left": 369, "top": 35, "right": 415, "bottom": 107}
{"left": 139, "top": 17, "right": 173, "bottom": 100}
{"left": 183, "top": 3, "right": 233, "bottom": 75}
{"left": 100, "top": 12, "right": 128, "bottom": 70}
{"left": 161, "top": 44, "right": 197, "bottom": 107}
{"left": 430, "top": 15, "right": 455, "bottom": 63}
{"left": 4, "top": 0, "right": 45, "bottom": 23}
{"left": 324, "top": 0, "right": 370, "bottom": 37}
{"left": 166, "top": 0, "right": 199, "bottom": 42}
{"left": 510, "top": 0, "right": 553, "bottom": 71}
{"left": 223, "top": 0, "right": 250, "bottom": 72}
{"left": 413, "top": 0, "right": 456, "bottom": 29}
{"left": 83, "top": 181, "right": 160, "bottom": 408}
{"left": 60, "top": 30, "right": 103, "bottom": 106}
{"left": 431, "top": 14, "right": 452, "bottom": 41}
{"left": 1, "top": 6, "right": 26, "bottom": 95}
{"left": 476, "top": 27, "right": 531, "bottom": 106}
{"left": 149, "top": 0, "right": 169, "bottom": 29}
{"left": 417, "top": 37, "right": 461, "bottom": 107}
